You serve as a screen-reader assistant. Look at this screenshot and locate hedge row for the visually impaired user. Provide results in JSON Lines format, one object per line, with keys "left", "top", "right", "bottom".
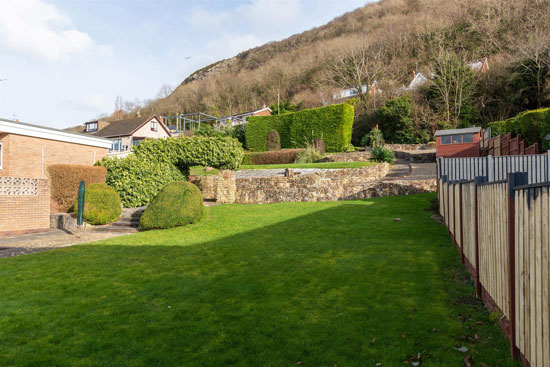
{"left": 242, "top": 149, "right": 304, "bottom": 165}
{"left": 48, "top": 164, "right": 107, "bottom": 212}
{"left": 98, "top": 136, "right": 244, "bottom": 207}
{"left": 488, "top": 108, "right": 550, "bottom": 149}
{"left": 246, "top": 104, "right": 354, "bottom": 152}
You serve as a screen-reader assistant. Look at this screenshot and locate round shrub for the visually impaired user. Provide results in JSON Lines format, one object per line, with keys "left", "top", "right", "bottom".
{"left": 266, "top": 130, "right": 281, "bottom": 151}
{"left": 73, "top": 183, "right": 121, "bottom": 225}
{"left": 371, "top": 146, "right": 395, "bottom": 164}
{"left": 140, "top": 181, "right": 204, "bottom": 230}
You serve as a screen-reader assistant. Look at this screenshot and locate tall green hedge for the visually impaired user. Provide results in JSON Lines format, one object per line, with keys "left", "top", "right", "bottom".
{"left": 487, "top": 108, "right": 550, "bottom": 147}
{"left": 246, "top": 104, "right": 354, "bottom": 152}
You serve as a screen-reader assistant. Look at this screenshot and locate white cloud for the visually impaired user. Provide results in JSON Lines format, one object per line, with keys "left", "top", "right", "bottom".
{"left": 58, "top": 92, "right": 113, "bottom": 114}
{"left": 204, "top": 34, "right": 263, "bottom": 60}
{"left": 0, "top": 0, "right": 112, "bottom": 61}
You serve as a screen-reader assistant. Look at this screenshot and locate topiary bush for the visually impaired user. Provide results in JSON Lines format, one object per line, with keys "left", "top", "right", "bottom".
{"left": 98, "top": 136, "right": 244, "bottom": 207}
{"left": 140, "top": 181, "right": 204, "bottom": 230}
{"left": 371, "top": 146, "right": 395, "bottom": 164}
{"left": 266, "top": 130, "right": 281, "bottom": 150}
{"left": 48, "top": 164, "right": 107, "bottom": 213}
{"left": 246, "top": 104, "right": 354, "bottom": 152}
{"left": 516, "top": 108, "right": 549, "bottom": 146}
{"left": 73, "top": 183, "right": 121, "bottom": 225}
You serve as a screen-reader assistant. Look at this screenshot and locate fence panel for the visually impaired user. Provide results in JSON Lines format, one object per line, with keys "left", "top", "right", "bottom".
{"left": 455, "top": 183, "right": 461, "bottom": 245}
{"left": 515, "top": 185, "right": 550, "bottom": 367}
{"left": 461, "top": 181, "right": 476, "bottom": 265}
{"left": 478, "top": 181, "right": 510, "bottom": 317}
{"left": 438, "top": 153, "right": 550, "bottom": 184}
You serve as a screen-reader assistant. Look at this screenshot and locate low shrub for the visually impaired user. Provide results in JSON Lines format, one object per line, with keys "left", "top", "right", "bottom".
{"left": 98, "top": 155, "right": 187, "bottom": 208}
{"left": 140, "top": 181, "right": 204, "bottom": 230}
{"left": 313, "top": 138, "right": 325, "bottom": 153}
{"left": 73, "top": 183, "right": 121, "bottom": 225}
{"left": 48, "top": 164, "right": 107, "bottom": 212}
{"left": 371, "top": 146, "right": 395, "bottom": 164}
{"left": 343, "top": 144, "right": 356, "bottom": 152}
{"left": 295, "top": 144, "right": 324, "bottom": 163}
{"left": 243, "top": 149, "right": 304, "bottom": 165}
{"left": 266, "top": 130, "right": 281, "bottom": 150}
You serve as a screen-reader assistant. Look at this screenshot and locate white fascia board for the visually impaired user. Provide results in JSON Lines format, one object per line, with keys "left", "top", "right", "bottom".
{"left": 0, "top": 120, "right": 112, "bottom": 149}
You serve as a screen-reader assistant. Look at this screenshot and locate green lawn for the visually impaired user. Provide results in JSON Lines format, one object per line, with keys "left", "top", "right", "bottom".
{"left": 189, "top": 166, "right": 219, "bottom": 176}
{"left": 0, "top": 194, "right": 516, "bottom": 367}
{"left": 239, "top": 161, "right": 378, "bottom": 170}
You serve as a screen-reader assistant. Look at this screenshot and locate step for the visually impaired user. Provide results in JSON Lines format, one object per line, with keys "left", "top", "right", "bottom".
{"left": 91, "top": 226, "right": 139, "bottom": 233}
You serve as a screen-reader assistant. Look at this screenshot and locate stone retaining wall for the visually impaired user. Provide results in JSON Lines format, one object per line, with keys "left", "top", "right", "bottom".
{"left": 192, "top": 170, "right": 236, "bottom": 204}
{"left": 319, "top": 151, "right": 371, "bottom": 162}
{"left": 393, "top": 150, "right": 436, "bottom": 163}
{"left": 385, "top": 144, "right": 435, "bottom": 151}
{"left": 235, "top": 164, "right": 418, "bottom": 204}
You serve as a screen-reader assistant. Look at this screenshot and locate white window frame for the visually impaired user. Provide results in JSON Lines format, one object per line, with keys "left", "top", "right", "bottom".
{"left": 0, "top": 141, "right": 3, "bottom": 170}
{"left": 151, "top": 120, "right": 158, "bottom": 132}
{"left": 86, "top": 122, "right": 98, "bottom": 132}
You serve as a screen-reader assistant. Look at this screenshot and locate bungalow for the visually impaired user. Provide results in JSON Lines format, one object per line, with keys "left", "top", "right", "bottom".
{"left": 333, "top": 82, "right": 382, "bottom": 100}
{"left": 67, "top": 114, "right": 171, "bottom": 156}
{"left": 0, "top": 118, "right": 111, "bottom": 236}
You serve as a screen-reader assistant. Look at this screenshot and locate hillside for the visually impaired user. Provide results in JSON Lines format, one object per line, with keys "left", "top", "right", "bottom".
{"left": 119, "top": 0, "right": 550, "bottom": 143}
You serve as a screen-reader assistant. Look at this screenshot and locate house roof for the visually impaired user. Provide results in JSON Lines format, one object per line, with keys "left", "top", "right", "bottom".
{"left": 0, "top": 118, "right": 112, "bottom": 148}
{"left": 434, "top": 127, "right": 481, "bottom": 137}
{"left": 93, "top": 115, "right": 170, "bottom": 138}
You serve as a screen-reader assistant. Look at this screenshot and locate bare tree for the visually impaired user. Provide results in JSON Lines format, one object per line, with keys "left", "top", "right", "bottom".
{"left": 155, "top": 84, "right": 174, "bottom": 100}
{"left": 431, "top": 48, "right": 475, "bottom": 127}
{"left": 323, "top": 40, "right": 388, "bottom": 108}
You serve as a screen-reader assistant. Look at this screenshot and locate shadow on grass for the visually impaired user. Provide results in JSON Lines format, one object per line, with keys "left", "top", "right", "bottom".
{"left": 0, "top": 196, "right": 516, "bottom": 367}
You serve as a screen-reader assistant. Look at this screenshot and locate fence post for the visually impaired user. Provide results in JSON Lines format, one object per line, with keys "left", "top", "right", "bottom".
{"left": 507, "top": 172, "right": 528, "bottom": 360}
{"left": 474, "top": 176, "right": 486, "bottom": 297}
{"left": 459, "top": 181, "right": 464, "bottom": 264}
{"left": 447, "top": 181, "right": 451, "bottom": 236}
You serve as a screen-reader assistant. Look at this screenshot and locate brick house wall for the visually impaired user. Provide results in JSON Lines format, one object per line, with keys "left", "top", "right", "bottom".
{"left": 0, "top": 177, "right": 50, "bottom": 236}
{"left": 0, "top": 133, "right": 108, "bottom": 178}
{"left": 435, "top": 135, "right": 481, "bottom": 158}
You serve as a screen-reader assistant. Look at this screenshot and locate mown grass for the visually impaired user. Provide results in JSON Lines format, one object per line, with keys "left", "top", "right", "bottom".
{"left": 189, "top": 166, "right": 219, "bottom": 176}
{"left": 0, "top": 194, "right": 517, "bottom": 367}
{"left": 238, "top": 161, "right": 377, "bottom": 170}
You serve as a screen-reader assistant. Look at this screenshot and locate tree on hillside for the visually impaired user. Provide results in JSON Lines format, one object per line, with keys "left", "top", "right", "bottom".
{"left": 429, "top": 49, "right": 475, "bottom": 128}
{"left": 323, "top": 41, "right": 388, "bottom": 109}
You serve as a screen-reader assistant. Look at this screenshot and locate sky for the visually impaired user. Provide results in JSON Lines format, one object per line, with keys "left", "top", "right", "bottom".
{"left": 0, "top": 0, "right": 368, "bottom": 129}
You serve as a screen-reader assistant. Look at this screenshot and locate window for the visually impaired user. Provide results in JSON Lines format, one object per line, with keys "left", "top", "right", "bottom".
{"left": 133, "top": 138, "right": 144, "bottom": 146}
{"left": 0, "top": 142, "right": 3, "bottom": 170}
{"left": 462, "top": 133, "right": 474, "bottom": 143}
{"left": 151, "top": 120, "right": 158, "bottom": 131}
{"left": 452, "top": 135, "right": 462, "bottom": 144}
{"left": 441, "top": 136, "right": 451, "bottom": 145}
{"left": 86, "top": 122, "right": 98, "bottom": 132}
{"left": 111, "top": 139, "right": 121, "bottom": 152}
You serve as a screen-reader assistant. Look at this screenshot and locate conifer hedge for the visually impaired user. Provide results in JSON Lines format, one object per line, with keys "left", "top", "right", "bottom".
{"left": 246, "top": 104, "right": 354, "bottom": 152}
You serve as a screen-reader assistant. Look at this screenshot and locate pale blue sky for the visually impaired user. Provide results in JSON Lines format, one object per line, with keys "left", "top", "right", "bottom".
{"left": 0, "top": 0, "right": 368, "bottom": 128}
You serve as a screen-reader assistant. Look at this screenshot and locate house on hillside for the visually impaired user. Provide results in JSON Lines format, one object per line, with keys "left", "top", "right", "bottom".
{"left": 216, "top": 107, "right": 272, "bottom": 127}
{"left": 402, "top": 71, "right": 429, "bottom": 91}
{"left": 333, "top": 82, "right": 382, "bottom": 100}
{"left": 66, "top": 114, "right": 171, "bottom": 157}
{"left": 467, "top": 57, "right": 489, "bottom": 73}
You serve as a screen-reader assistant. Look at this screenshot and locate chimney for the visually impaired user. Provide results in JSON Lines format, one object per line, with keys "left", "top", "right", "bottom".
{"left": 412, "top": 70, "right": 416, "bottom": 78}
{"left": 137, "top": 110, "right": 141, "bottom": 118}
{"left": 15, "top": 119, "right": 19, "bottom": 122}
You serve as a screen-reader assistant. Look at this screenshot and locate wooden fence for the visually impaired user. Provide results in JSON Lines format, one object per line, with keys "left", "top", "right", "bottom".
{"left": 439, "top": 173, "right": 550, "bottom": 366}
{"left": 480, "top": 129, "right": 539, "bottom": 156}
{"left": 438, "top": 153, "right": 550, "bottom": 183}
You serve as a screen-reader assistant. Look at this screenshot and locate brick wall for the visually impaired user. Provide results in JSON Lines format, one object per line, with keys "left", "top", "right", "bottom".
{"left": 0, "top": 177, "right": 50, "bottom": 236}
{"left": 0, "top": 133, "right": 108, "bottom": 178}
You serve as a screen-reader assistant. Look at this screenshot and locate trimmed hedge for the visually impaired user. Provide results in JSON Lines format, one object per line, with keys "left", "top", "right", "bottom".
{"left": 242, "top": 149, "right": 304, "bottom": 165}
{"left": 140, "top": 181, "right": 204, "bottom": 229}
{"left": 488, "top": 108, "right": 550, "bottom": 147}
{"left": 73, "top": 183, "right": 121, "bottom": 225}
{"left": 98, "top": 136, "right": 244, "bottom": 207}
{"left": 99, "top": 155, "right": 187, "bottom": 208}
{"left": 48, "top": 164, "right": 107, "bottom": 212}
{"left": 246, "top": 104, "right": 354, "bottom": 152}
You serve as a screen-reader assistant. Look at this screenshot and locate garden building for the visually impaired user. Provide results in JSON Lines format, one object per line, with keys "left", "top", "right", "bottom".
{"left": 434, "top": 126, "right": 481, "bottom": 158}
